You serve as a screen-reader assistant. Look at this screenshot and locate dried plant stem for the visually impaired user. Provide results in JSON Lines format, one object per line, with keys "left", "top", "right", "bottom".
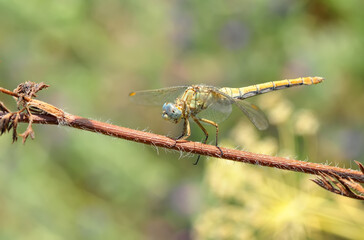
{"left": 1, "top": 82, "right": 364, "bottom": 200}
{"left": 2, "top": 111, "right": 363, "bottom": 183}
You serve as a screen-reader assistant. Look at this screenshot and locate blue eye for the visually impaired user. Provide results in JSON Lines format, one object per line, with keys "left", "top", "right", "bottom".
{"left": 162, "top": 103, "right": 182, "bottom": 123}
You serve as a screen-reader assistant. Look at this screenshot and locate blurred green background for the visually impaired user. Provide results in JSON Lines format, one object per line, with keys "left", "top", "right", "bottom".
{"left": 1, "top": 0, "right": 364, "bottom": 239}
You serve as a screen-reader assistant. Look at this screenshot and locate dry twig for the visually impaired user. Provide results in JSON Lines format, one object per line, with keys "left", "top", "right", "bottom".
{"left": 1, "top": 82, "right": 364, "bottom": 200}
{"left": 311, "top": 166, "right": 364, "bottom": 200}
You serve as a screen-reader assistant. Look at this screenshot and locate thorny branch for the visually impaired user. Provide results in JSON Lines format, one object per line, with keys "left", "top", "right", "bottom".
{"left": 1, "top": 82, "right": 364, "bottom": 200}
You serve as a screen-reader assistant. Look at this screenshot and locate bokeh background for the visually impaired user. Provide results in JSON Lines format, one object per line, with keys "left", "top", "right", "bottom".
{"left": 1, "top": 0, "right": 364, "bottom": 239}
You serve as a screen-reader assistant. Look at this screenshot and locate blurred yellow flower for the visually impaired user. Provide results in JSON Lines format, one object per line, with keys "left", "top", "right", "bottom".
{"left": 230, "top": 121, "right": 278, "bottom": 155}
{"left": 267, "top": 99, "right": 294, "bottom": 125}
{"left": 196, "top": 160, "right": 364, "bottom": 240}
{"left": 258, "top": 92, "right": 293, "bottom": 125}
{"left": 293, "top": 109, "right": 320, "bottom": 135}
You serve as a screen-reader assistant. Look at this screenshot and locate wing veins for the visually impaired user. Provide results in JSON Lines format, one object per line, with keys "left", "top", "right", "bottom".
{"left": 206, "top": 88, "right": 269, "bottom": 130}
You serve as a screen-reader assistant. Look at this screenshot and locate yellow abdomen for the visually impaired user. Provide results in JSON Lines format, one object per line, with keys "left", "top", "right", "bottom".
{"left": 220, "top": 77, "right": 323, "bottom": 99}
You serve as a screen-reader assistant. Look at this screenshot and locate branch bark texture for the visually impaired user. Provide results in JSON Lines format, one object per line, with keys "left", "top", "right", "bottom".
{"left": 4, "top": 112, "right": 363, "bottom": 183}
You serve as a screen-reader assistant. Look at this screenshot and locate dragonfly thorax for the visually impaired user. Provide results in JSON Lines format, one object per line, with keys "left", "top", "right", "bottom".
{"left": 162, "top": 103, "right": 182, "bottom": 123}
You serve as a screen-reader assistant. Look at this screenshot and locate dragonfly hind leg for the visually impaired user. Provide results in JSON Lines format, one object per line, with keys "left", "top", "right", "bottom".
{"left": 191, "top": 116, "right": 224, "bottom": 165}
{"left": 199, "top": 118, "right": 224, "bottom": 158}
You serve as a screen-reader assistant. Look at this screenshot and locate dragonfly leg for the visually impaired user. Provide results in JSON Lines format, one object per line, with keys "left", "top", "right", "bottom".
{"left": 198, "top": 118, "right": 219, "bottom": 146}
{"left": 191, "top": 116, "right": 209, "bottom": 144}
{"left": 198, "top": 118, "right": 223, "bottom": 158}
{"left": 176, "top": 101, "right": 191, "bottom": 141}
{"left": 176, "top": 118, "right": 190, "bottom": 141}
{"left": 191, "top": 116, "right": 209, "bottom": 165}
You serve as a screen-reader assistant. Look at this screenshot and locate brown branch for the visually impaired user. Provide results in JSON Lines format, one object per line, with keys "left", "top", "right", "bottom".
{"left": 1, "top": 111, "right": 363, "bottom": 183}
{"left": 1, "top": 82, "right": 364, "bottom": 200}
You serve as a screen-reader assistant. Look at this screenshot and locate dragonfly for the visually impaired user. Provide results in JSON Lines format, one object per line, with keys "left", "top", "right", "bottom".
{"left": 129, "top": 77, "right": 323, "bottom": 164}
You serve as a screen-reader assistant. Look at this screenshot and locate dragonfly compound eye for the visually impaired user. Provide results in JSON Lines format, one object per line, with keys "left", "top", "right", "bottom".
{"left": 162, "top": 103, "right": 182, "bottom": 123}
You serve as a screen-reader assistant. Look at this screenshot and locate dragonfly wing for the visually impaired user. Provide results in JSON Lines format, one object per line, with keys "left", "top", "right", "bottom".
{"left": 195, "top": 87, "right": 268, "bottom": 130}
{"left": 129, "top": 86, "right": 188, "bottom": 105}
{"left": 233, "top": 99, "right": 269, "bottom": 130}
{"left": 197, "top": 86, "right": 234, "bottom": 123}
{"left": 196, "top": 92, "right": 233, "bottom": 123}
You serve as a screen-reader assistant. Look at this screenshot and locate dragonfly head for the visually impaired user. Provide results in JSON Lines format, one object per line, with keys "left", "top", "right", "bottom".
{"left": 162, "top": 103, "right": 182, "bottom": 123}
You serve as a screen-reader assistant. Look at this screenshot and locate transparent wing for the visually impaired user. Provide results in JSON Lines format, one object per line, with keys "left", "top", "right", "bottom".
{"left": 196, "top": 87, "right": 233, "bottom": 123}
{"left": 233, "top": 99, "right": 269, "bottom": 130}
{"left": 129, "top": 86, "right": 188, "bottom": 105}
{"left": 197, "top": 87, "right": 269, "bottom": 130}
